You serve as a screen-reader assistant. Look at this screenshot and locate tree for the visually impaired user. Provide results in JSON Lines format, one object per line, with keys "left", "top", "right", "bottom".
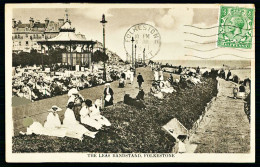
{"left": 48, "top": 48, "right": 66, "bottom": 64}
{"left": 17, "top": 51, "right": 31, "bottom": 67}
{"left": 92, "top": 50, "right": 109, "bottom": 63}
{"left": 12, "top": 52, "right": 20, "bottom": 67}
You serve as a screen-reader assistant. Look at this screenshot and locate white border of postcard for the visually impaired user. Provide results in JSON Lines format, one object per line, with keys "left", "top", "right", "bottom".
{"left": 5, "top": 3, "right": 255, "bottom": 163}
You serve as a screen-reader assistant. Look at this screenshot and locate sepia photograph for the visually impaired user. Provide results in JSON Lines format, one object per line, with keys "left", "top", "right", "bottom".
{"left": 5, "top": 3, "right": 255, "bottom": 162}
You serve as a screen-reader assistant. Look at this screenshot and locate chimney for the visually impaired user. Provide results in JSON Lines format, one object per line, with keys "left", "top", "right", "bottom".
{"left": 58, "top": 19, "right": 64, "bottom": 28}
{"left": 12, "top": 18, "right": 16, "bottom": 28}
{"left": 45, "top": 18, "right": 49, "bottom": 28}
{"left": 29, "top": 17, "right": 34, "bottom": 28}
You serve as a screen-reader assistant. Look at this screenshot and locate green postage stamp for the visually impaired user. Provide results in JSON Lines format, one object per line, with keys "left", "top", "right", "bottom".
{"left": 217, "top": 6, "right": 254, "bottom": 49}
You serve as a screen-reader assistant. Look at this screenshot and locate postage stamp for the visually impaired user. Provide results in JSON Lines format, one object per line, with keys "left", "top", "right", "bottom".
{"left": 217, "top": 6, "right": 255, "bottom": 49}
{"left": 124, "top": 23, "right": 161, "bottom": 62}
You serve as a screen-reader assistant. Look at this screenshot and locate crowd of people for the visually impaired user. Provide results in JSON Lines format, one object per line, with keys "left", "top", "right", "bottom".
{"left": 12, "top": 64, "right": 129, "bottom": 102}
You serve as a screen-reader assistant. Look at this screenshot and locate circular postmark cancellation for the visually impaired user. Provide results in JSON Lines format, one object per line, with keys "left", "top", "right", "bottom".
{"left": 217, "top": 6, "right": 254, "bottom": 49}
{"left": 124, "top": 23, "right": 161, "bottom": 61}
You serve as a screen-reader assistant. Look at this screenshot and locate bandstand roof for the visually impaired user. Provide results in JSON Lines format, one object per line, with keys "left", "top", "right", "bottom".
{"left": 37, "top": 21, "right": 96, "bottom": 45}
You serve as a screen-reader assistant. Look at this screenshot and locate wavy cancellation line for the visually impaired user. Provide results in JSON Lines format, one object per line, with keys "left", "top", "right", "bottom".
{"left": 184, "top": 40, "right": 217, "bottom": 44}
{"left": 184, "top": 46, "right": 254, "bottom": 52}
{"left": 184, "top": 31, "right": 254, "bottom": 38}
{"left": 184, "top": 39, "right": 256, "bottom": 46}
{"left": 184, "top": 24, "right": 255, "bottom": 31}
{"left": 184, "top": 54, "right": 253, "bottom": 60}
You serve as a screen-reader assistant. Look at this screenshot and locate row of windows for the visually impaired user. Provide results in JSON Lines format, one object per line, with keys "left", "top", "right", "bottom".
{"left": 13, "top": 34, "right": 58, "bottom": 40}
{"left": 14, "top": 34, "right": 44, "bottom": 38}
{"left": 13, "top": 41, "right": 38, "bottom": 46}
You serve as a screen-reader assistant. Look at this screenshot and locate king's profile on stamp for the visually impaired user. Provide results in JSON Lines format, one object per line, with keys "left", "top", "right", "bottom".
{"left": 217, "top": 6, "right": 254, "bottom": 49}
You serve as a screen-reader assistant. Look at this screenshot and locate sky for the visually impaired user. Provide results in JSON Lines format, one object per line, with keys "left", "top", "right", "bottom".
{"left": 13, "top": 6, "right": 254, "bottom": 61}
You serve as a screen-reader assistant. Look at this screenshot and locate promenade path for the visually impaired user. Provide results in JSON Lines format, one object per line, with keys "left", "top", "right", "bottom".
{"left": 12, "top": 67, "right": 167, "bottom": 135}
{"left": 189, "top": 78, "right": 250, "bottom": 153}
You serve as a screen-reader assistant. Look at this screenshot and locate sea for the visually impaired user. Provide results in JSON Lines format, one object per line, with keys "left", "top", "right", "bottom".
{"left": 154, "top": 60, "right": 252, "bottom": 80}
{"left": 154, "top": 60, "right": 251, "bottom": 69}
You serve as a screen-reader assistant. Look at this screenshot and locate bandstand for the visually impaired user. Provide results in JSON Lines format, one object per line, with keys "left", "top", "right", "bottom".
{"left": 37, "top": 19, "right": 96, "bottom": 69}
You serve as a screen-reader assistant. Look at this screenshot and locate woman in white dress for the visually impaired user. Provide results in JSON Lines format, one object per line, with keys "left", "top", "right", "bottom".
{"left": 44, "top": 105, "right": 62, "bottom": 128}
{"left": 63, "top": 102, "right": 97, "bottom": 139}
{"left": 80, "top": 99, "right": 103, "bottom": 130}
{"left": 21, "top": 106, "right": 67, "bottom": 138}
{"left": 160, "top": 81, "right": 176, "bottom": 93}
{"left": 90, "top": 99, "right": 111, "bottom": 127}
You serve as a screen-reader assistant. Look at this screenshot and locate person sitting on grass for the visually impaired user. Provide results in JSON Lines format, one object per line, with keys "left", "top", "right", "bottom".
{"left": 150, "top": 83, "right": 163, "bottom": 99}
{"left": 124, "top": 94, "right": 146, "bottom": 109}
{"left": 44, "top": 105, "right": 62, "bottom": 128}
{"left": 91, "top": 99, "right": 111, "bottom": 128}
{"left": 136, "top": 88, "right": 145, "bottom": 100}
{"left": 63, "top": 102, "right": 97, "bottom": 139}
{"left": 81, "top": 99, "right": 111, "bottom": 130}
{"left": 67, "top": 87, "right": 84, "bottom": 121}
{"left": 20, "top": 106, "right": 67, "bottom": 138}
{"left": 160, "top": 81, "right": 176, "bottom": 93}
{"left": 80, "top": 99, "right": 103, "bottom": 130}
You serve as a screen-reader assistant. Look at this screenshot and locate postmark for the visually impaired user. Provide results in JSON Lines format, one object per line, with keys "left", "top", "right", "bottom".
{"left": 217, "top": 6, "right": 254, "bottom": 49}
{"left": 124, "top": 23, "right": 161, "bottom": 61}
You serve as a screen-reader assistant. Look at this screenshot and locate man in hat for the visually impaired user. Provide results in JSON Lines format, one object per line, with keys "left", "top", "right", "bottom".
{"left": 104, "top": 83, "right": 114, "bottom": 107}
{"left": 137, "top": 72, "right": 144, "bottom": 89}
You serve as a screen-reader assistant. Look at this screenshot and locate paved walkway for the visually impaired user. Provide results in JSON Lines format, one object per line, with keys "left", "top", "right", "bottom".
{"left": 189, "top": 78, "right": 250, "bottom": 153}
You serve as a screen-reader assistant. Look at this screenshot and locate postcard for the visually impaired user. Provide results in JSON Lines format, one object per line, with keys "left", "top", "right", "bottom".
{"left": 5, "top": 3, "right": 255, "bottom": 162}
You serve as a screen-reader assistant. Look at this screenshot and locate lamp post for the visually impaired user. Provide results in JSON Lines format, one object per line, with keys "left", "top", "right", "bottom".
{"left": 134, "top": 44, "right": 137, "bottom": 69}
{"left": 131, "top": 37, "right": 134, "bottom": 70}
{"left": 143, "top": 48, "right": 145, "bottom": 65}
{"left": 100, "top": 14, "right": 107, "bottom": 81}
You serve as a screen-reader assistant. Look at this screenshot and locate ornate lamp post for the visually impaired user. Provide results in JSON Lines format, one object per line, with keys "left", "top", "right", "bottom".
{"left": 100, "top": 14, "right": 107, "bottom": 81}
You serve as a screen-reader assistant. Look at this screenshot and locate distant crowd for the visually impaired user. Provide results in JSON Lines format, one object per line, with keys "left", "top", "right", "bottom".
{"left": 12, "top": 64, "right": 129, "bottom": 102}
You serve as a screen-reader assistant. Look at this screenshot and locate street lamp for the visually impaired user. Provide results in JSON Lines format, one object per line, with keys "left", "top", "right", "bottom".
{"left": 143, "top": 48, "right": 145, "bottom": 65}
{"left": 134, "top": 44, "right": 137, "bottom": 68}
{"left": 131, "top": 37, "right": 134, "bottom": 70}
{"left": 100, "top": 14, "right": 107, "bottom": 81}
